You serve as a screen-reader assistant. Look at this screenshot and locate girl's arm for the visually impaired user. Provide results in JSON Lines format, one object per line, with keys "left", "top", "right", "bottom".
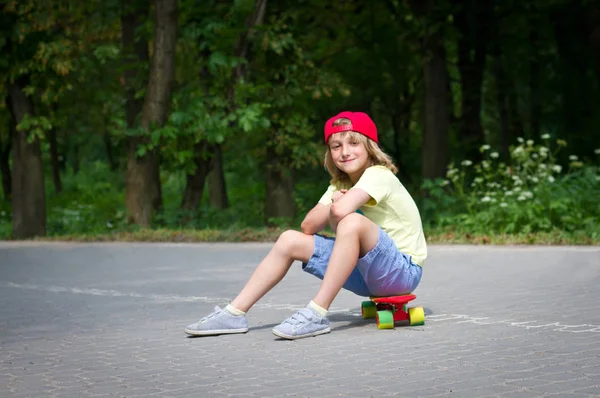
{"left": 300, "top": 203, "right": 331, "bottom": 235}
{"left": 329, "top": 188, "right": 371, "bottom": 232}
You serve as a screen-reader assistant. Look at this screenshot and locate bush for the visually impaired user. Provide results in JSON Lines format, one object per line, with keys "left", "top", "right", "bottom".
{"left": 422, "top": 137, "right": 600, "bottom": 238}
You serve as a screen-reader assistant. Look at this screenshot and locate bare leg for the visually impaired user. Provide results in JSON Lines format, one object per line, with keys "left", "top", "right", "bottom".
{"left": 230, "top": 230, "right": 315, "bottom": 312}
{"left": 312, "top": 213, "right": 379, "bottom": 310}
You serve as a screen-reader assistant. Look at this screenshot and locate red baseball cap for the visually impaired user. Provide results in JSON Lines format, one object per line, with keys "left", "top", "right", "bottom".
{"left": 324, "top": 111, "right": 378, "bottom": 144}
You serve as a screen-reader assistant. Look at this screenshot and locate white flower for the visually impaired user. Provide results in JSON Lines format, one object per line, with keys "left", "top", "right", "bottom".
{"left": 532, "top": 153, "right": 539, "bottom": 159}
{"left": 482, "top": 160, "right": 491, "bottom": 169}
{"left": 529, "top": 177, "right": 539, "bottom": 183}
{"left": 512, "top": 147, "right": 524, "bottom": 155}
{"left": 461, "top": 160, "right": 473, "bottom": 166}
{"left": 481, "top": 196, "right": 492, "bottom": 203}
{"left": 552, "top": 165, "right": 562, "bottom": 173}
{"left": 539, "top": 146, "right": 549, "bottom": 153}
{"left": 527, "top": 140, "right": 534, "bottom": 146}
{"left": 481, "top": 145, "right": 491, "bottom": 151}
{"left": 547, "top": 176, "right": 555, "bottom": 183}
{"left": 505, "top": 190, "right": 513, "bottom": 196}
{"left": 490, "top": 152, "right": 499, "bottom": 159}
{"left": 569, "top": 155, "right": 578, "bottom": 161}
{"left": 538, "top": 163, "right": 547, "bottom": 170}
{"left": 446, "top": 168, "right": 458, "bottom": 177}
{"left": 440, "top": 179, "right": 450, "bottom": 187}
{"left": 517, "top": 137, "right": 525, "bottom": 143}
{"left": 474, "top": 177, "right": 484, "bottom": 184}
{"left": 522, "top": 191, "right": 534, "bottom": 199}
{"left": 541, "top": 134, "right": 550, "bottom": 139}
{"left": 595, "top": 149, "right": 600, "bottom": 155}
{"left": 500, "top": 202, "right": 508, "bottom": 208}
{"left": 518, "top": 195, "right": 527, "bottom": 201}
{"left": 106, "top": 222, "right": 114, "bottom": 228}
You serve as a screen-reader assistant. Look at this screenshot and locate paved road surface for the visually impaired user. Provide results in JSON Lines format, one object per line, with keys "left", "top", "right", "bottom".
{"left": 1, "top": 242, "right": 599, "bottom": 397}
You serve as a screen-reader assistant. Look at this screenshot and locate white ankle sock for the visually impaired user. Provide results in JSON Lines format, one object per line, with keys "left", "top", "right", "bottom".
{"left": 225, "top": 304, "right": 246, "bottom": 316}
{"left": 308, "top": 301, "right": 328, "bottom": 317}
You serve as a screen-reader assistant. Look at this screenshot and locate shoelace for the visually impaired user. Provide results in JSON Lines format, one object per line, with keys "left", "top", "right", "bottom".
{"left": 199, "top": 306, "right": 221, "bottom": 323}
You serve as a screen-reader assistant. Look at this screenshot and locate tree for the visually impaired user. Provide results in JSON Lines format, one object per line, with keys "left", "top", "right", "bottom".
{"left": 452, "top": 0, "right": 493, "bottom": 162}
{"left": 8, "top": 78, "right": 46, "bottom": 238}
{"left": 125, "top": 0, "right": 178, "bottom": 226}
{"left": 0, "top": 105, "right": 11, "bottom": 200}
{"left": 408, "top": 0, "right": 451, "bottom": 180}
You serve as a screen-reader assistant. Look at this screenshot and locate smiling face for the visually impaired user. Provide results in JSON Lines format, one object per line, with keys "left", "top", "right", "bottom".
{"left": 327, "top": 132, "right": 370, "bottom": 184}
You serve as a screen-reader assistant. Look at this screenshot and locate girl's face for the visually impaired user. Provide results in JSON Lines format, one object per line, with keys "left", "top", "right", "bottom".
{"left": 328, "top": 133, "right": 370, "bottom": 183}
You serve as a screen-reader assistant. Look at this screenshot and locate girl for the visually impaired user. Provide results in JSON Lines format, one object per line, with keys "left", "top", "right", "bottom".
{"left": 185, "top": 111, "right": 426, "bottom": 339}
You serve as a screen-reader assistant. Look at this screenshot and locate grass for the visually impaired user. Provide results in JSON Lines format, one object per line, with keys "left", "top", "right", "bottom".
{"left": 17, "top": 226, "right": 598, "bottom": 245}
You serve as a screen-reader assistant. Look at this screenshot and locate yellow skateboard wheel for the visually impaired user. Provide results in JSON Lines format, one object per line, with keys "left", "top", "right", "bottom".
{"left": 361, "top": 301, "right": 377, "bottom": 319}
{"left": 408, "top": 306, "right": 425, "bottom": 326}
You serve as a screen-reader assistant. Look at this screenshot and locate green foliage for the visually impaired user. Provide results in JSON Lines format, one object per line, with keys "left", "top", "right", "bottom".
{"left": 1, "top": 0, "right": 600, "bottom": 244}
{"left": 16, "top": 114, "right": 52, "bottom": 141}
{"left": 422, "top": 137, "right": 600, "bottom": 237}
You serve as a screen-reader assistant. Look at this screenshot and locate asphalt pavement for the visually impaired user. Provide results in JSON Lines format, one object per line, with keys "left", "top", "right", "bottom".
{"left": 1, "top": 241, "right": 599, "bottom": 397}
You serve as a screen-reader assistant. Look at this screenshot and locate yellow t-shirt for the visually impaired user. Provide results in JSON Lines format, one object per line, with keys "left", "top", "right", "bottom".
{"left": 318, "top": 165, "right": 427, "bottom": 266}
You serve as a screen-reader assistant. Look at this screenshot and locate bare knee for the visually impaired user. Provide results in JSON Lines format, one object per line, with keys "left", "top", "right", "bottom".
{"left": 274, "top": 230, "right": 313, "bottom": 262}
{"left": 336, "top": 213, "right": 364, "bottom": 235}
{"left": 336, "top": 213, "right": 378, "bottom": 256}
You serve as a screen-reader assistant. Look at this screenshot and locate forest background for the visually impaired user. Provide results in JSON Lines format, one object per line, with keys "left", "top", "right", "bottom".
{"left": 1, "top": 0, "right": 599, "bottom": 244}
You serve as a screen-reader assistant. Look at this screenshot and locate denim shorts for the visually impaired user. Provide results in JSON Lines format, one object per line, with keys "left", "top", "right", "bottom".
{"left": 302, "top": 228, "right": 423, "bottom": 297}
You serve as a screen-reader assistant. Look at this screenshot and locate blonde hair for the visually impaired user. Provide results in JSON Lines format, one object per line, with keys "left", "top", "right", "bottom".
{"left": 324, "top": 118, "right": 398, "bottom": 187}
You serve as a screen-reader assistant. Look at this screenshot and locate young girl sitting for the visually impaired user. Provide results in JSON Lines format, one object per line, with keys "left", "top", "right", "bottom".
{"left": 185, "top": 111, "right": 427, "bottom": 340}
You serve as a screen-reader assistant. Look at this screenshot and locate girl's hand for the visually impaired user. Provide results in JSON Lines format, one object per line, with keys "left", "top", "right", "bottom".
{"left": 332, "top": 189, "right": 348, "bottom": 202}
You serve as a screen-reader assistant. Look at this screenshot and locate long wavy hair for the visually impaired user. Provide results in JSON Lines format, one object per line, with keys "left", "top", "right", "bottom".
{"left": 324, "top": 118, "right": 398, "bottom": 187}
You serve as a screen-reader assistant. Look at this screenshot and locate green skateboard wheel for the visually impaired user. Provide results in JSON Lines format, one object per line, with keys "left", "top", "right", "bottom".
{"left": 376, "top": 310, "right": 394, "bottom": 329}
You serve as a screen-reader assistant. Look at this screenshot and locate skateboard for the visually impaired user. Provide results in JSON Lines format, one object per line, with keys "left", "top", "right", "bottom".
{"left": 361, "top": 294, "right": 425, "bottom": 329}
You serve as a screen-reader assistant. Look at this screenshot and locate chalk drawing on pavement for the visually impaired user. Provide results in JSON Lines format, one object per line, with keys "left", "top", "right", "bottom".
{"left": 426, "top": 314, "right": 600, "bottom": 333}
{"left": 4, "top": 282, "right": 599, "bottom": 333}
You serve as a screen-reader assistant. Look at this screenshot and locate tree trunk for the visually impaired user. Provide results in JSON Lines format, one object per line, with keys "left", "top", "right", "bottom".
{"left": 72, "top": 141, "right": 80, "bottom": 174}
{"left": 0, "top": 120, "right": 12, "bottom": 201}
{"left": 207, "top": 144, "right": 229, "bottom": 209}
{"left": 8, "top": 80, "right": 46, "bottom": 238}
{"left": 181, "top": 141, "right": 212, "bottom": 210}
{"left": 422, "top": 31, "right": 450, "bottom": 180}
{"left": 529, "top": 26, "right": 541, "bottom": 138}
{"left": 124, "top": 0, "right": 177, "bottom": 226}
{"left": 493, "top": 52, "right": 510, "bottom": 159}
{"left": 122, "top": 0, "right": 148, "bottom": 223}
{"left": 182, "top": 47, "right": 215, "bottom": 210}
{"left": 488, "top": 11, "right": 510, "bottom": 159}
{"left": 265, "top": 145, "right": 295, "bottom": 226}
{"left": 390, "top": 91, "right": 413, "bottom": 184}
{"left": 591, "top": 25, "right": 600, "bottom": 80}
{"left": 408, "top": 0, "right": 450, "bottom": 180}
{"left": 48, "top": 128, "right": 62, "bottom": 194}
{"left": 0, "top": 100, "right": 11, "bottom": 200}
{"left": 454, "top": 0, "right": 492, "bottom": 161}
{"left": 507, "top": 87, "right": 525, "bottom": 145}
{"left": 104, "top": 129, "right": 118, "bottom": 171}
